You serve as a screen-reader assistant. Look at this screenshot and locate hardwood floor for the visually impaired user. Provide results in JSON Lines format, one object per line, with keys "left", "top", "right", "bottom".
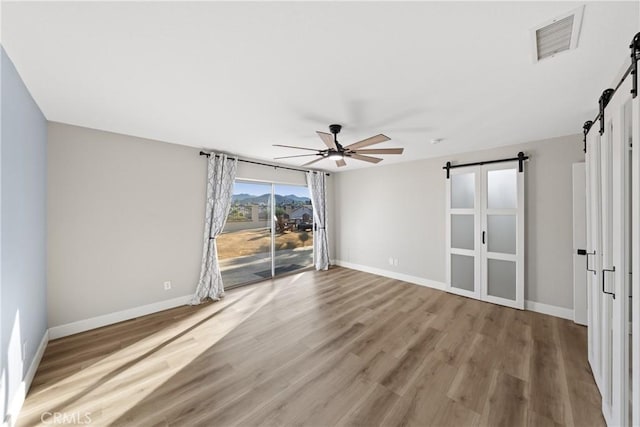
{"left": 19, "top": 267, "right": 604, "bottom": 426}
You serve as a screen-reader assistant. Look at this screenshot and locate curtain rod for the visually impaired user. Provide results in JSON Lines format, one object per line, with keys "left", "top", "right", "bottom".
{"left": 442, "top": 152, "right": 529, "bottom": 179}
{"left": 199, "top": 151, "right": 330, "bottom": 176}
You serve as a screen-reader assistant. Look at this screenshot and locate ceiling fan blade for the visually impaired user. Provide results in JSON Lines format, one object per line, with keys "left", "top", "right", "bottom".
{"left": 302, "top": 157, "right": 325, "bottom": 166}
{"left": 349, "top": 153, "right": 383, "bottom": 164}
{"left": 336, "top": 159, "right": 347, "bottom": 167}
{"left": 273, "top": 144, "right": 319, "bottom": 152}
{"left": 273, "top": 154, "right": 319, "bottom": 160}
{"left": 344, "top": 134, "right": 390, "bottom": 150}
{"left": 316, "top": 131, "right": 337, "bottom": 150}
{"left": 352, "top": 148, "right": 404, "bottom": 155}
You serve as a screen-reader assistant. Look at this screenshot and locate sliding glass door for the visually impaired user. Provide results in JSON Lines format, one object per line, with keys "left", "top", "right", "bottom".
{"left": 218, "top": 180, "right": 314, "bottom": 288}
{"left": 218, "top": 181, "right": 273, "bottom": 287}
{"left": 274, "top": 184, "right": 314, "bottom": 276}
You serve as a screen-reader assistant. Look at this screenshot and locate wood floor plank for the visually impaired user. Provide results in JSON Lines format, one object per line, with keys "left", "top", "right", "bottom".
{"left": 528, "top": 313, "right": 575, "bottom": 426}
{"left": 336, "top": 383, "right": 400, "bottom": 427}
{"left": 527, "top": 410, "right": 564, "bottom": 427}
{"left": 379, "top": 327, "right": 443, "bottom": 396}
{"left": 494, "top": 308, "right": 532, "bottom": 381}
{"left": 447, "top": 333, "right": 498, "bottom": 413}
{"left": 17, "top": 267, "right": 605, "bottom": 427}
{"left": 556, "top": 319, "right": 605, "bottom": 427}
{"left": 479, "top": 371, "right": 528, "bottom": 427}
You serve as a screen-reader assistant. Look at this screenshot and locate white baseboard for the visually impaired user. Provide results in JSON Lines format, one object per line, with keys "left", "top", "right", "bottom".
{"left": 25, "top": 331, "right": 48, "bottom": 397}
{"left": 49, "top": 295, "right": 192, "bottom": 339}
{"left": 525, "top": 300, "right": 574, "bottom": 321}
{"left": 4, "top": 330, "right": 49, "bottom": 427}
{"left": 334, "top": 260, "right": 446, "bottom": 291}
{"left": 334, "top": 260, "right": 573, "bottom": 321}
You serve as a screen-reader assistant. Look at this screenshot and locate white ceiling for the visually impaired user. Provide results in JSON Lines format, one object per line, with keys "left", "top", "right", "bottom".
{"left": 2, "top": 1, "right": 638, "bottom": 171}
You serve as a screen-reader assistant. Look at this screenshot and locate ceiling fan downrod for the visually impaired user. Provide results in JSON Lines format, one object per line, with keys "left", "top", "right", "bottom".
{"left": 328, "top": 124, "right": 343, "bottom": 152}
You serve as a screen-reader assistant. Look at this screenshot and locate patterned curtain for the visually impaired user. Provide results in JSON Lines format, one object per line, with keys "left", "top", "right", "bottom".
{"left": 191, "top": 153, "right": 238, "bottom": 304}
{"left": 306, "top": 171, "right": 330, "bottom": 270}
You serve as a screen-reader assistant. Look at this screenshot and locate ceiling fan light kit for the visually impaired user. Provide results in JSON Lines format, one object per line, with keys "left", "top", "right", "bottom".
{"left": 274, "top": 123, "right": 404, "bottom": 168}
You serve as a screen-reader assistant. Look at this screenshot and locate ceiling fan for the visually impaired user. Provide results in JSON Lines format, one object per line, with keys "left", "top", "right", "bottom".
{"left": 273, "top": 124, "right": 404, "bottom": 168}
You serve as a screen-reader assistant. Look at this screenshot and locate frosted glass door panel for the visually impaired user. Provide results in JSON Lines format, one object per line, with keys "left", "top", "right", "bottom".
{"left": 487, "top": 169, "right": 517, "bottom": 209}
{"left": 451, "top": 254, "right": 475, "bottom": 291}
{"left": 451, "top": 215, "right": 474, "bottom": 250}
{"left": 487, "top": 215, "right": 516, "bottom": 254}
{"left": 446, "top": 167, "right": 480, "bottom": 300}
{"left": 481, "top": 161, "right": 524, "bottom": 309}
{"left": 451, "top": 173, "right": 475, "bottom": 208}
{"left": 487, "top": 259, "right": 517, "bottom": 300}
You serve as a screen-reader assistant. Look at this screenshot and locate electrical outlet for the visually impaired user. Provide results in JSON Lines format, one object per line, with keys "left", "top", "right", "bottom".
{"left": 388, "top": 257, "right": 394, "bottom": 266}
{"left": 394, "top": 258, "right": 399, "bottom": 266}
{"left": 163, "top": 281, "right": 172, "bottom": 290}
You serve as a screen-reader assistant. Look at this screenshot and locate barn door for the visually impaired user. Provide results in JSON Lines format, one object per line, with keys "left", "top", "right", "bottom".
{"left": 633, "top": 72, "right": 640, "bottom": 427}
{"left": 586, "top": 124, "right": 603, "bottom": 392}
{"left": 586, "top": 76, "right": 633, "bottom": 426}
{"left": 603, "top": 76, "right": 632, "bottom": 427}
{"left": 446, "top": 162, "right": 525, "bottom": 309}
{"left": 600, "top": 105, "right": 617, "bottom": 425}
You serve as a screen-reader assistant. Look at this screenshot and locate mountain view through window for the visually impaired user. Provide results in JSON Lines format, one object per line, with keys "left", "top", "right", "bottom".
{"left": 218, "top": 181, "right": 314, "bottom": 287}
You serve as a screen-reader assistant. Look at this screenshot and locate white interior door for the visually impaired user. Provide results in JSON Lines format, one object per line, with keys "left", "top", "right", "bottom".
{"left": 600, "top": 111, "right": 616, "bottom": 424}
{"left": 446, "top": 162, "right": 525, "bottom": 309}
{"left": 481, "top": 162, "right": 525, "bottom": 309}
{"left": 446, "top": 166, "right": 482, "bottom": 299}
{"left": 586, "top": 123, "right": 603, "bottom": 392}
{"left": 605, "top": 76, "right": 633, "bottom": 427}
{"left": 587, "top": 76, "right": 633, "bottom": 427}
{"left": 573, "top": 162, "right": 588, "bottom": 325}
{"left": 632, "top": 75, "right": 640, "bottom": 427}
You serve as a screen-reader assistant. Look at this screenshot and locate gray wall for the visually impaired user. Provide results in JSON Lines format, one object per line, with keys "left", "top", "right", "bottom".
{"left": 47, "top": 123, "right": 206, "bottom": 327}
{"left": 334, "top": 134, "right": 584, "bottom": 309}
{"left": 47, "top": 123, "right": 334, "bottom": 328}
{"left": 1, "top": 47, "right": 48, "bottom": 422}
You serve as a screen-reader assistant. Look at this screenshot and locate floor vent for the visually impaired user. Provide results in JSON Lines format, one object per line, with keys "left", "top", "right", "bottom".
{"left": 532, "top": 6, "right": 584, "bottom": 62}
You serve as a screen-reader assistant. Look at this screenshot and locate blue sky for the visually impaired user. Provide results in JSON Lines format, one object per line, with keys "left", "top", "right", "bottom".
{"left": 234, "top": 181, "right": 310, "bottom": 197}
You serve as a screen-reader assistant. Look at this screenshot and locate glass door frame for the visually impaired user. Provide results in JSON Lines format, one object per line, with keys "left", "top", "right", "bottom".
{"left": 222, "top": 178, "right": 315, "bottom": 289}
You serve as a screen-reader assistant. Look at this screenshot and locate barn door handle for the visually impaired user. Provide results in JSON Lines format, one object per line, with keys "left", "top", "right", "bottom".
{"left": 602, "top": 267, "right": 616, "bottom": 299}
{"left": 482, "top": 231, "right": 486, "bottom": 245}
{"left": 586, "top": 251, "right": 597, "bottom": 275}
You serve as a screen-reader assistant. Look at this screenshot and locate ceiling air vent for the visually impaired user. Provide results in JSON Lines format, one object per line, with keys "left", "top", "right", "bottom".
{"left": 532, "top": 6, "right": 584, "bottom": 62}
